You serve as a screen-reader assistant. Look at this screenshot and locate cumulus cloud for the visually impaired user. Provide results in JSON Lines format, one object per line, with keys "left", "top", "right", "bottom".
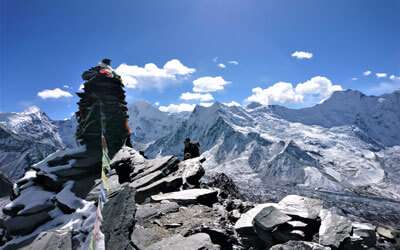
{"left": 115, "top": 59, "right": 195, "bottom": 90}
{"left": 193, "top": 76, "right": 230, "bottom": 93}
{"left": 246, "top": 76, "right": 342, "bottom": 106}
{"left": 363, "top": 70, "right": 372, "bottom": 76}
{"left": 223, "top": 101, "right": 241, "bottom": 107}
{"left": 376, "top": 72, "right": 387, "bottom": 78}
{"left": 291, "top": 51, "right": 313, "bottom": 60}
{"left": 218, "top": 63, "right": 226, "bottom": 69}
{"left": 37, "top": 88, "right": 73, "bottom": 99}
{"left": 247, "top": 82, "right": 303, "bottom": 105}
{"left": 180, "top": 92, "right": 214, "bottom": 102}
{"left": 295, "top": 76, "right": 343, "bottom": 99}
{"left": 159, "top": 103, "right": 196, "bottom": 113}
{"left": 228, "top": 60, "right": 239, "bottom": 65}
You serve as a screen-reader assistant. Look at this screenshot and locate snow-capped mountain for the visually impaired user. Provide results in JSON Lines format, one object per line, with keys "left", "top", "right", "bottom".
{"left": 146, "top": 90, "right": 400, "bottom": 201}
{"left": 0, "top": 107, "right": 71, "bottom": 181}
{"left": 269, "top": 90, "right": 400, "bottom": 147}
{"left": 2, "top": 91, "right": 399, "bottom": 204}
{"left": 127, "top": 101, "right": 187, "bottom": 150}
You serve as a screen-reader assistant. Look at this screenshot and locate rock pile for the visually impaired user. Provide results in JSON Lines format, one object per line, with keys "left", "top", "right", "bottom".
{"left": 76, "top": 67, "right": 131, "bottom": 159}
{"left": 1, "top": 145, "right": 400, "bottom": 249}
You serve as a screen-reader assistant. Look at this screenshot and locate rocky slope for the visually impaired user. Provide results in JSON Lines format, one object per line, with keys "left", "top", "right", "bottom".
{"left": 1, "top": 147, "right": 398, "bottom": 249}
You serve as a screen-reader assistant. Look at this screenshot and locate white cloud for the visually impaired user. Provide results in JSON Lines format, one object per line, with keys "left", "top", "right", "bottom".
{"left": 200, "top": 102, "right": 214, "bottom": 107}
{"left": 295, "top": 76, "right": 343, "bottom": 99}
{"left": 367, "top": 80, "right": 400, "bottom": 95}
{"left": 159, "top": 103, "right": 196, "bottom": 113}
{"left": 154, "top": 102, "right": 160, "bottom": 106}
{"left": 193, "top": 76, "right": 230, "bottom": 93}
{"left": 291, "top": 51, "right": 313, "bottom": 60}
{"left": 78, "top": 84, "right": 84, "bottom": 91}
{"left": 180, "top": 92, "right": 214, "bottom": 102}
{"left": 352, "top": 77, "right": 358, "bottom": 81}
{"left": 218, "top": 63, "right": 226, "bottom": 69}
{"left": 376, "top": 72, "right": 387, "bottom": 78}
{"left": 115, "top": 59, "right": 195, "bottom": 90}
{"left": 223, "top": 101, "right": 241, "bottom": 107}
{"left": 246, "top": 76, "right": 342, "bottom": 106}
{"left": 63, "top": 85, "right": 70, "bottom": 89}
{"left": 227, "top": 60, "right": 239, "bottom": 65}
{"left": 37, "top": 88, "right": 73, "bottom": 99}
{"left": 363, "top": 70, "right": 372, "bottom": 76}
{"left": 247, "top": 82, "right": 303, "bottom": 105}
{"left": 389, "top": 75, "right": 400, "bottom": 80}
{"left": 213, "top": 57, "right": 219, "bottom": 63}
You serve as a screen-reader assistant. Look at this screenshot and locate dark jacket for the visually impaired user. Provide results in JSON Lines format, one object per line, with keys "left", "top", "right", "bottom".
{"left": 184, "top": 142, "right": 200, "bottom": 159}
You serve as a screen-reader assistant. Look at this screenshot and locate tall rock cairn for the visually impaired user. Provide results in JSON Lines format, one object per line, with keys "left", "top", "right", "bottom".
{"left": 76, "top": 59, "right": 132, "bottom": 159}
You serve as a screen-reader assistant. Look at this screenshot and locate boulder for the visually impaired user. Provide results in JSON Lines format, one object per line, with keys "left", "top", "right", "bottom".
{"left": 253, "top": 206, "right": 292, "bottom": 232}
{"left": 151, "top": 189, "right": 218, "bottom": 206}
{"left": 278, "top": 195, "right": 323, "bottom": 220}
{"left": 175, "top": 159, "right": 205, "bottom": 187}
{"left": 4, "top": 211, "right": 52, "bottom": 235}
{"left": 351, "top": 222, "right": 376, "bottom": 247}
{"left": 130, "top": 170, "right": 164, "bottom": 189}
{"left": 234, "top": 203, "right": 279, "bottom": 235}
{"left": 270, "top": 240, "right": 331, "bottom": 250}
{"left": 136, "top": 176, "right": 183, "bottom": 203}
{"left": 319, "top": 208, "right": 352, "bottom": 248}
{"left": 272, "top": 224, "right": 306, "bottom": 242}
{"left": 252, "top": 206, "right": 292, "bottom": 245}
{"left": 144, "top": 233, "right": 220, "bottom": 250}
{"left": 376, "top": 225, "right": 398, "bottom": 240}
{"left": 102, "top": 186, "right": 136, "bottom": 250}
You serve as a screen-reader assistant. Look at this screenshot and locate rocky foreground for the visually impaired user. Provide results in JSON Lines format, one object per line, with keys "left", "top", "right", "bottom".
{"left": 1, "top": 146, "right": 399, "bottom": 249}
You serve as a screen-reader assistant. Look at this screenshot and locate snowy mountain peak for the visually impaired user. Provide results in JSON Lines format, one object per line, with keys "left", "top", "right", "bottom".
{"left": 22, "top": 105, "right": 41, "bottom": 114}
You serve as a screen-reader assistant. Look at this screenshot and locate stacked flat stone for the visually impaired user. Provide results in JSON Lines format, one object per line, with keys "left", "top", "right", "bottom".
{"left": 76, "top": 69, "right": 131, "bottom": 159}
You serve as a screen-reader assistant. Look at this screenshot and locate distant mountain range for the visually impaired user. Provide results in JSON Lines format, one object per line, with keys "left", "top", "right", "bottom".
{"left": 1, "top": 90, "right": 399, "bottom": 203}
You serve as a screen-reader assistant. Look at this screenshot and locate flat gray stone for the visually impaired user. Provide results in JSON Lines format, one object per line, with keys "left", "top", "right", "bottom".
{"left": 19, "top": 229, "right": 72, "bottom": 250}
{"left": 151, "top": 188, "right": 218, "bottom": 206}
{"left": 130, "top": 170, "right": 164, "bottom": 189}
{"left": 136, "top": 176, "right": 183, "bottom": 203}
{"left": 253, "top": 206, "right": 292, "bottom": 232}
{"left": 135, "top": 202, "right": 179, "bottom": 224}
{"left": 144, "top": 233, "right": 220, "bottom": 250}
{"left": 278, "top": 195, "right": 323, "bottom": 220}
{"left": 234, "top": 203, "right": 279, "bottom": 235}
{"left": 4, "top": 211, "right": 51, "bottom": 235}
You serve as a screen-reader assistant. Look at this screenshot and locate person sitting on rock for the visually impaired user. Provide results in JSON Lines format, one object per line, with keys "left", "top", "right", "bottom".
{"left": 183, "top": 138, "right": 200, "bottom": 160}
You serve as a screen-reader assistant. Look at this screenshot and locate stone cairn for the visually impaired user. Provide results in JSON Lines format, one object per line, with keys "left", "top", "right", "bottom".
{"left": 76, "top": 65, "right": 131, "bottom": 160}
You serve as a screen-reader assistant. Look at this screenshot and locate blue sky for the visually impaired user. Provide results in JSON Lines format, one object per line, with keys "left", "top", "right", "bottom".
{"left": 1, "top": 0, "right": 399, "bottom": 119}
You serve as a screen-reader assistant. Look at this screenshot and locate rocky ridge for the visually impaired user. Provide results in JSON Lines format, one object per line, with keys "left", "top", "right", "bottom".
{"left": 1, "top": 146, "right": 399, "bottom": 249}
